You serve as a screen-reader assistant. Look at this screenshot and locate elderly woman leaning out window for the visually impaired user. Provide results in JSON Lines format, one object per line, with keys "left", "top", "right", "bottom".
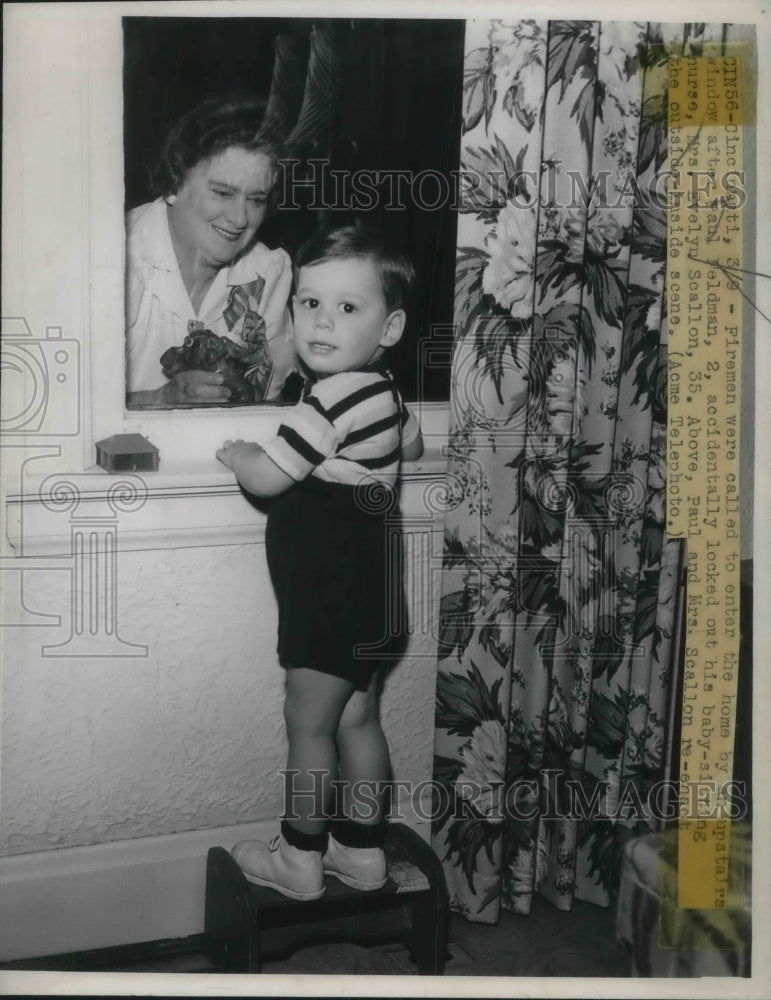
{"left": 125, "top": 97, "right": 295, "bottom": 409}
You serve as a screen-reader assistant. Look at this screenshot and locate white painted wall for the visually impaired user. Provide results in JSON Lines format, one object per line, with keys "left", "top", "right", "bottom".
{"left": 1, "top": 530, "right": 441, "bottom": 857}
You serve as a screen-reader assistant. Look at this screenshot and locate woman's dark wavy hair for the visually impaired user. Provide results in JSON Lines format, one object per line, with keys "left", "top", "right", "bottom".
{"left": 294, "top": 226, "right": 415, "bottom": 313}
{"left": 152, "top": 96, "right": 283, "bottom": 201}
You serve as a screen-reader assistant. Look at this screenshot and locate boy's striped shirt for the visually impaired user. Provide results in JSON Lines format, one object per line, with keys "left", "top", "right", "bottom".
{"left": 262, "top": 369, "right": 420, "bottom": 487}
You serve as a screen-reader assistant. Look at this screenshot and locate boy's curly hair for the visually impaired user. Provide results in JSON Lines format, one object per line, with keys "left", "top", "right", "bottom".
{"left": 294, "top": 225, "right": 415, "bottom": 313}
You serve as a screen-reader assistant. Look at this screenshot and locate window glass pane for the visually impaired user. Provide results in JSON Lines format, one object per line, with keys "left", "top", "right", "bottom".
{"left": 123, "top": 17, "right": 462, "bottom": 408}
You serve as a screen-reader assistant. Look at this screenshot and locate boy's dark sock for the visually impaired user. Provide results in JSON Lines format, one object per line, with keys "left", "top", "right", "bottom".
{"left": 332, "top": 816, "right": 387, "bottom": 849}
{"left": 280, "top": 819, "right": 328, "bottom": 852}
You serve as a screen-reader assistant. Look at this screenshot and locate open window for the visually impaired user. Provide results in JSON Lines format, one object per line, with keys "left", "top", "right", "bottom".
{"left": 122, "top": 17, "right": 462, "bottom": 417}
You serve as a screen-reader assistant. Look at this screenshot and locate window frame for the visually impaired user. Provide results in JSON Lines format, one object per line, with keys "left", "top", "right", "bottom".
{"left": 89, "top": 10, "right": 450, "bottom": 475}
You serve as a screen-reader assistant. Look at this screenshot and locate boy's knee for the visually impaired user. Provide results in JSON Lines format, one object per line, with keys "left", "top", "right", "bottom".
{"left": 284, "top": 688, "right": 346, "bottom": 740}
{"left": 338, "top": 709, "right": 378, "bottom": 736}
{"left": 283, "top": 688, "right": 299, "bottom": 726}
{"left": 283, "top": 688, "right": 315, "bottom": 739}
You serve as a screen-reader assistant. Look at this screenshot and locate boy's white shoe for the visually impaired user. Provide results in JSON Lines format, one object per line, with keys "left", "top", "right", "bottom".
{"left": 231, "top": 834, "right": 325, "bottom": 901}
{"left": 323, "top": 833, "right": 388, "bottom": 891}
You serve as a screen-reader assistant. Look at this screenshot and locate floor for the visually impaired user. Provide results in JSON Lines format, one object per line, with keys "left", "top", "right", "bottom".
{"left": 116, "top": 894, "right": 632, "bottom": 979}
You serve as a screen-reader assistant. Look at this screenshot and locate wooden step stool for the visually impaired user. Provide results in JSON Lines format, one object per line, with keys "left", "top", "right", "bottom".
{"left": 204, "top": 822, "right": 449, "bottom": 974}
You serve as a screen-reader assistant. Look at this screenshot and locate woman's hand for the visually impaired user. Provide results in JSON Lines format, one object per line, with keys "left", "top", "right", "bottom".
{"left": 157, "top": 370, "right": 233, "bottom": 405}
{"left": 126, "top": 370, "right": 234, "bottom": 408}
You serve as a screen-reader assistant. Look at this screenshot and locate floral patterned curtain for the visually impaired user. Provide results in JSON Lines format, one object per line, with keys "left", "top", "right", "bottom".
{"left": 431, "top": 19, "right": 735, "bottom": 922}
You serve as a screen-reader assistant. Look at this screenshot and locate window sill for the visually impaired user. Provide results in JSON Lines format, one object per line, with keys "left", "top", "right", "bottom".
{"left": 5, "top": 452, "right": 449, "bottom": 556}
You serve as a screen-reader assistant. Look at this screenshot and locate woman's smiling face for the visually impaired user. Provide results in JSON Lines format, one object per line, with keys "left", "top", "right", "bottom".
{"left": 168, "top": 146, "right": 274, "bottom": 271}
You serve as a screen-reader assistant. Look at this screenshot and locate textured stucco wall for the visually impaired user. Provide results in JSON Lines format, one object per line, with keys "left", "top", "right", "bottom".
{"left": 0, "top": 539, "right": 439, "bottom": 856}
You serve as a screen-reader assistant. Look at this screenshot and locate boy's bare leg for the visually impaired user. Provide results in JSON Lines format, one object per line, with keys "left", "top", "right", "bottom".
{"left": 335, "top": 671, "right": 391, "bottom": 824}
{"left": 283, "top": 668, "right": 355, "bottom": 835}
